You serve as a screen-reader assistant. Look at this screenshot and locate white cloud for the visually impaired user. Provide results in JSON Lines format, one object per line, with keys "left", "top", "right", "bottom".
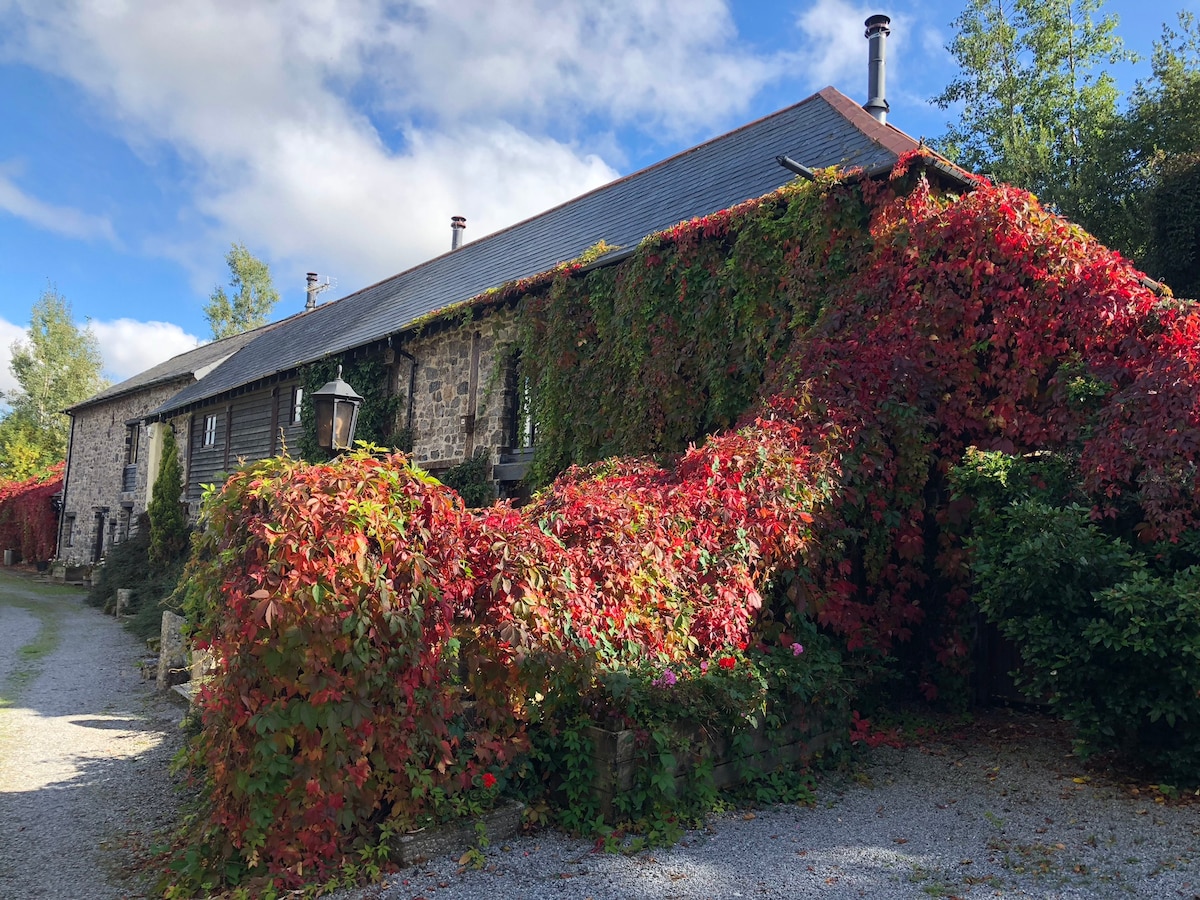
{"left": 0, "top": 165, "right": 117, "bottom": 243}
{"left": 90, "top": 319, "right": 200, "bottom": 383}
{"left": 362, "top": 0, "right": 784, "bottom": 132}
{"left": 0, "top": 0, "right": 787, "bottom": 295}
{"left": 793, "top": 1, "right": 917, "bottom": 100}
{"left": 0, "top": 317, "right": 26, "bottom": 401}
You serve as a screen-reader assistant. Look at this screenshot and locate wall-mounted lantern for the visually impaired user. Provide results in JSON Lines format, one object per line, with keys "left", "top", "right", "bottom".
{"left": 312, "top": 365, "right": 363, "bottom": 451}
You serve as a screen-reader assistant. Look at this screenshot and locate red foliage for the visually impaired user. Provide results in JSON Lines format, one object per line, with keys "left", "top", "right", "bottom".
{"left": 179, "top": 165, "right": 1200, "bottom": 890}
{"left": 0, "top": 463, "right": 63, "bottom": 562}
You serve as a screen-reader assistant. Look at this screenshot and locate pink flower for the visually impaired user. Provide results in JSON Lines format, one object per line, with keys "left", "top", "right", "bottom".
{"left": 481, "top": 772, "right": 497, "bottom": 789}
{"left": 791, "top": 642, "right": 805, "bottom": 656}
{"left": 652, "top": 668, "right": 677, "bottom": 688}
{"left": 699, "top": 661, "right": 709, "bottom": 674}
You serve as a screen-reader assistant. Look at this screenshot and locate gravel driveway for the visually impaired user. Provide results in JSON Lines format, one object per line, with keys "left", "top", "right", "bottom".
{"left": 2, "top": 568, "right": 1198, "bottom": 899}
{"left": 0, "top": 569, "right": 185, "bottom": 899}
{"left": 337, "top": 713, "right": 1200, "bottom": 900}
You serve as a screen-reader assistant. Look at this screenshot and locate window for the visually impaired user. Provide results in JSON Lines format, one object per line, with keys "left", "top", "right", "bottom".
{"left": 203, "top": 414, "right": 218, "bottom": 447}
{"left": 505, "top": 352, "right": 535, "bottom": 449}
{"left": 291, "top": 387, "right": 304, "bottom": 425}
{"left": 63, "top": 515, "right": 75, "bottom": 548}
{"left": 124, "top": 423, "right": 140, "bottom": 465}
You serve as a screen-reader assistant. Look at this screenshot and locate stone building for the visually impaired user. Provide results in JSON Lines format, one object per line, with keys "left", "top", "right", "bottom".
{"left": 56, "top": 330, "right": 261, "bottom": 564}
{"left": 62, "top": 68, "right": 961, "bottom": 553}
{"left": 140, "top": 85, "right": 926, "bottom": 503}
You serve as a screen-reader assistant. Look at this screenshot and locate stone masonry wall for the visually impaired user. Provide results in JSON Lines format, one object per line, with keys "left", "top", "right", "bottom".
{"left": 58, "top": 379, "right": 188, "bottom": 565}
{"left": 402, "top": 308, "right": 519, "bottom": 472}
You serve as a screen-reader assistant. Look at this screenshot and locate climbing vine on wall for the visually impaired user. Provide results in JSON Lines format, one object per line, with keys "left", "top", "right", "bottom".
{"left": 515, "top": 171, "right": 874, "bottom": 485}
{"left": 170, "top": 152, "right": 1200, "bottom": 892}
{"left": 0, "top": 462, "right": 62, "bottom": 562}
{"left": 297, "top": 354, "right": 402, "bottom": 460}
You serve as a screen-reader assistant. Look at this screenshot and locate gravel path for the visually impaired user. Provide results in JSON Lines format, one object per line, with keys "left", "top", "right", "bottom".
{"left": 2, "top": 568, "right": 1198, "bottom": 899}
{"left": 0, "top": 570, "right": 186, "bottom": 900}
{"left": 337, "top": 716, "right": 1200, "bottom": 900}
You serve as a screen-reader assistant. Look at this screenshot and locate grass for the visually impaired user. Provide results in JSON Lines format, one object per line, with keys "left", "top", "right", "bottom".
{"left": 0, "top": 570, "right": 76, "bottom": 708}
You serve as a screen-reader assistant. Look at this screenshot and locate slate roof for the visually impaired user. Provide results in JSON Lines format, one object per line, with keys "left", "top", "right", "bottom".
{"left": 151, "top": 86, "right": 924, "bottom": 419}
{"left": 67, "top": 326, "right": 271, "bottom": 413}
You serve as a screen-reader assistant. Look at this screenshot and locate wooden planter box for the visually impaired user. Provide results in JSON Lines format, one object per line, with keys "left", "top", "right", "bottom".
{"left": 387, "top": 800, "right": 525, "bottom": 866}
{"left": 588, "top": 704, "right": 848, "bottom": 821}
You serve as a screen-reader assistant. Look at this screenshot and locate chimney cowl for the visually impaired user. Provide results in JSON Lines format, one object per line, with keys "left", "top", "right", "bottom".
{"left": 305, "top": 272, "right": 319, "bottom": 311}
{"left": 864, "top": 14, "right": 891, "bottom": 125}
{"left": 451, "top": 215, "right": 467, "bottom": 251}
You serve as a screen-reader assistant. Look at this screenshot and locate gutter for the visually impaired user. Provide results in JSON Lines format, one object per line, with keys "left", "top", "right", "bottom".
{"left": 56, "top": 412, "right": 76, "bottom": 558}
{"left": 394, "top": 344, "right": 417, "bottom": 431}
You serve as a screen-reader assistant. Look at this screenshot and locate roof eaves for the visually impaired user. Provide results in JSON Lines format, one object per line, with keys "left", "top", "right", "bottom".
{"left": 65, "top": 371, "right": 194, "bottom": 415}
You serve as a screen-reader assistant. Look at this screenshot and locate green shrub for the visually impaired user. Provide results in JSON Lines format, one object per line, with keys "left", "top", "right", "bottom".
{"left": 965, "top": 477, "right": 1200, "bottom": 780}
{"left": 148, "top": 426, "right": 188, "bottom": 564}
{"left": 438, "top": 450, "right": 495, "bottom": 508}
{"left": 88, "top": 513, "right": 186, "bottom": 642}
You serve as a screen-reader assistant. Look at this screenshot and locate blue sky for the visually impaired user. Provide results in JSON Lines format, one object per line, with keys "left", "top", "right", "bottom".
{"left": 0, "top": 0, "right": 1190, "bottom": 398}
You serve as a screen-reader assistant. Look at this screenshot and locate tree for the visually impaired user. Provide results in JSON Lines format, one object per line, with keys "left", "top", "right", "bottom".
{"left": 148, "top": 425, "right": 188, "bottom": 564}
{"left": 0, "top": 289, "right": 107, "bottom": 479}
{"left": 204, "top": 243, "right": 280, "bottom": 340}
{"left": 933, "top": 0, "right": 1132, "bottom": 213}
{"left": 1064, "top": 11, "right": 1200, "bottom": 289}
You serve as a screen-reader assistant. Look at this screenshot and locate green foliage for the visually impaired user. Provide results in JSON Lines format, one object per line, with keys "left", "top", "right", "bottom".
{"left": 1077, "top": 11, "right": 1200, "bottom": 285}
{"left": 88, "top": 513, "right": 185, "bottom": 641}
{"left": 960, "top": 453, "right": 1200, "bottom": 780}
{"left": 204, "top": 243, "right": 280, "bottom": 340}
{"left": 0, "top": 289, "right": 107, "bottom": 478}
{"left": 516, "top": 172, "right": 869, "bottom": 485}
{"left": 438, "top": 450, "right": 495, "bottom": 508}
{"left": 1144, "top": 152, "right": 1200, "bottom": 298}
{"left": 933, "top": 0, "right": 1130, "bottom": 212}
{"left": 298, "top": 355, "right": 401, "bottom": 460}
{"left": 521, "top": 634, "right": 844, "bottom": 846}
{"left": 148, "top": 426, "right": 188, "bottom": 564}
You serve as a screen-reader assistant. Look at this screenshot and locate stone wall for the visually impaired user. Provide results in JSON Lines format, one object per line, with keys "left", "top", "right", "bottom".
{"left": 59, "top": 379, "right": 189, "bottom": 565}
{"left": 59, "top": 306, "right": 527, "bottom": 564}
{"left": 402, "top": 308, "right": 520, "bottom": 471}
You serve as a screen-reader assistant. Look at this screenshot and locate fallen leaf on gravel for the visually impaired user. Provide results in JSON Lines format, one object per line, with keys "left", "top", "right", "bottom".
{"left": 743, "top": 813, "right": 756, "bottom": 820}
{"left": 894, "top": 838, "right": 909, "bottom": 844}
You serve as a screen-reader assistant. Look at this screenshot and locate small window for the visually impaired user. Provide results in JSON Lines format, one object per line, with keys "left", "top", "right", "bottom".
{"left": 124, "top": 423, "right": 140, "bottom": 465}
{"left": 291, "top": 387, "right": 304, "bottom": 425}
{"left": 203, "top": 414, "right": 218, "bottom": 447}
{"left": 63, "top": 515, "right": 75, "bottom": 548}
{"left": 505, "top": 352, "right": 535, "bottom": 449}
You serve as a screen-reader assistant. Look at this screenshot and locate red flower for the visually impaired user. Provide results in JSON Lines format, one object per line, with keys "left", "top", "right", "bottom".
{"left": 736, "top": 641, "right": 748, "bottom": 650}
{"left": 718, "top": 656, "right": 736, "bottom": 670}
{"left": 481, "top": 772, "right": 497, "bottom": 789}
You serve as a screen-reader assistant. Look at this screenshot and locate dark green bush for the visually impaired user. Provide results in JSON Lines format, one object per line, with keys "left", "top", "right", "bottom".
{"left": 438, "top": 450, "right": 495, "bottom": 508}
{"left": 148, "top": 426, "right": 188, "bottom": 564}
{"left": 960, "top": 452, "right": 1200, "bottom": 781}
{"left": 88, "top": 513, "right": 186, "bottom": 642}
